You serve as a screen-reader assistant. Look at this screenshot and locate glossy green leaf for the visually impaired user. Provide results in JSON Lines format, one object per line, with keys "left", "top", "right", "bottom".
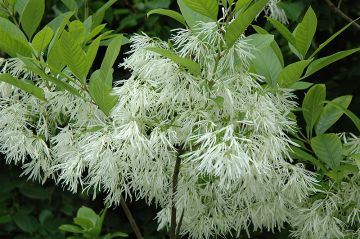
{"left": 315, "top": 95, "right": 352, "bottom": 135}
{"left": 32, "top": 26, "right": 54, "bottom": 54}
{"left": 147, "top": 47, "right": 201, "bottom": 76}
{"left": 311, "top": 133, "right": 343, "bottom": 169}
{"left": 0, "top": 73, "right": 46, "bottom": 101}
{"left": 47, "top": 11, "right": 74, "bottom": 52}
{"left": 324, "top": 100, "right": 360, "bottom": 133}
{"left": 304, "top": 48, "right": 360, "bottom": 77}
{"left": 60, "top": 31, "right": 87, "bottom": 82}
{"left": 177, "top": 0, "right": 213, "bottom": 29}
{"left": 147, "top": 9, "right": 186, "bottom": 26}
{"left": 290, "top": 146, "right": 327, "bottom": 172}
{"left": 100, "top": 35, "right": 124, "bottom": 86}
{"left": 277, "top": 60, "right": 311, "bottom": 87}
{"left": 89, "top": 70, "right": 118, "bottom": 116}
{"left": 293, "top": 7, "right": 317, "bottom": 59}
{"left": 302, "top": 84, "right": 326, "bottom": 136}
{"left": 234, "top": 0, "right": 252, "bottom": 12}
{"left": 85, "top": 36, "right": 102, "bottom": 79}
{"left": 267, "top": 17, "right": 296, "bottom": 47}
{"left": 182, "top": 0, "right": 218, "bottom": 20}
{"left": 310, "top": 17, "right": 360, "bottom": 58}
{"left": 225, "top": 0, "right": 269, "bottom": 48}
{"left": 20, "top": 0, "right": 45, "bottom": 39}
{"left": 0, "top": 17, "right": 32, "bottom": 57}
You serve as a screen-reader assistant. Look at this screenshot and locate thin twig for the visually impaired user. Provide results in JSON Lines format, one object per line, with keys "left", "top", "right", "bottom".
{"left": 324, "top": 0, "right": 360, "bottom": 30}
{"left": 120, "top": 195, "right": 144, "bottom": 239}
{"left": 170, "top": 149, "right": 183, "bottom": 239}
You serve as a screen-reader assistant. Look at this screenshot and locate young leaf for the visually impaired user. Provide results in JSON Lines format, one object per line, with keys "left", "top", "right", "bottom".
{"left": 59, "top": 224, "right": 83, "bottom": 233}
{"left": 20, "top": 0, "right": 45, "bottom": 39}
{"left": 177, "top": 0, "right": 213, "bottom": 29}
{"left": 315, "top": 95, "right": 352, "bottom": 135}
{"left": 311, "top": 133, "right": 343, "bottom": 169}
{"left": 147, "top": 9, "right": 186, "bottom": 26}
{"left": 267, "top": 17, "right": 296, "bottom": 47}
{"left": 0, "top": 73, "right": 46, "bottom": 101}
{"left": 289, "top": 81, "right": 313, "bottom": 90}
{"left": 225, "top": 0, "right": 269, "bottom": 48}
{"left": 60, "top": 31, "right": 87, "bottom": 82}
{"left": 32, "top": 26, "right": 54, "bottom": 54}
{"left": 293, "top": 7, "right": 317, "bottom": 59}
{"left": 146, "top": 47, "right": 201, "bottom": 76}
{"left": 89, "top": 70, "right": 118, "bottom": 116}
{"left": 0, "top": 17, "right": 32, "bottom": 57}
{"left": 182, "top": 0, "right": 218, "bottom": 20}
{"left": 277, "top": 60, "right": 311, "bottom": 87}
{"left": 310, "top": 17, "right": 360, "bottom": 58}
{"left": 302, "top": 84, "right": 326, "bottom": 137}
{"left": 304, "top": 48, "right": 360, "bottom": 77}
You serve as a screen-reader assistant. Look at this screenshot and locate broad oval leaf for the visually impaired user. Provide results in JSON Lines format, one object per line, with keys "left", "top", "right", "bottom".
{"left": 311, "top": 133, "right": 343, "bottom": 169}
{"left": 305, "top": 48, "right": 360, "bottom": 77}
{"left": 0, "top": 73, "right": 46, "bottom": 101}
{"left": 277, "top": 60, "right": 311, "bottom": 87}
{"left": 0, "top": 17, "right": 32, "bottom": 57}
{"left": 32, "top": 26, "right": 54, "bottom": 54}
{"left": 315, "top": 95, "right": 352, "bottom": 135}
{"left": 13, "top": 212, "right": 39, "bottom": 233}
{"left": 267, "top": 17, "right": 296, "bottom": 47}
{"left": 20, "top": 0, "right": 45, "bottom": 39}
{"left": 293, "top": 7, "right": 317, "bottom": 59}
{"left": 146, "top": 47, "right": 201, "bottom": 76}
{"left": 225, "top": 0, "right": 269, "bottom": 48}
{"left": 177, "top": 0, "right": 213, "bottom": 29}
{"left": 182, "top": 0, "right": 218, "bottom": 20}
{"left": 147, "top": 9, "right": 186, "bottom": 26}
{"left": 302, "top": 84, "right": 326, "bottom": 136}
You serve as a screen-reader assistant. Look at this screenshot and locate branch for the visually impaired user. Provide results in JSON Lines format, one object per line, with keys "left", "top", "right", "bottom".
{"left": 170, "top": 149, "right": 183, "bottom": 239}
{"left": 324, "top": 0, "right": 360, "bottom": 30}
{"left": 120, "top": 195, "right": 144, "bottom": 239}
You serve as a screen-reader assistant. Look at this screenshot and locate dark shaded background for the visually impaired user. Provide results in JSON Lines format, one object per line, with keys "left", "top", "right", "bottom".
{"left": 0, "top": 0, "right": 359, "bottom": 238}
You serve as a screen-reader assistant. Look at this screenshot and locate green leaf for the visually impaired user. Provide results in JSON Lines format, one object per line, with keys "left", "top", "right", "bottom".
{"left": 315, "top": 95, "right": 352, "bottom": 135}
{"left": 177, "top": 0, "right": 213, "bottom": 29}
{"left": 234, "top": 0, "right": 252, "bottom": 12}
{"left": 74, "top": 217, "right": 94, "bottom": 229}
{"left": 0, "top": 215, "right": 12, "bottom": 224}
{"left": 85, "top": 36, "right": 102, "bottom": 79}
{"left": 19, "top": 184, "right": 49, "bottom": 199}
{"left": 290, "top": 146, "right": 327, "bottom": 172}
{"left": 302, "top": 84, "right": 326, "bottom": 137}
{"left": 100, "top": 35, "right": 124, "bottom": 86}
{"left": 13, "top": 212, "right": 39, "bottom": 233}
{"left": 59, "top": 224, "right": 83, "bottom": 233}
{"left": 146, "top": 47, "right": 201, "bottom": 76}
{"left": 68, "top": 20, "right": 86, "bottom": 44}
{"left": 85, "top": 24, "right": 106, "bottom": 42}
{"left": 47, "top": 11, "right": 74, "bottom": 52}
{"left": 304, "top": 48, "right": 360, "bottom": 77}
{"left": 91, "top": 0, "right": 117, "bottom": 28}
{"left": 20, "top": 0, "right": 45, "bottom": 39}
{"left": 326, "top": 163, "right": 358, "bottom": 182}
{"left": 182, "top": 0, "right": 218, "bottom": 20}
{"left": 0, "top": 73, "right": 46, "bottom": 101}
{"left": 323, "top": 100, "right": 360, "bottom": 133}
{"left": 289, "top": 81, "right": 313, "bottom": 90}
{"left": 267, "top": 17, "right": 296, "bottom": 47}
{"left": 310, "top": 17, "right": 360, "bottom": 58}
{"left": 108, "top": 232, "right": 128, "bottom": 238}
{"left": 147, "top": 9, "right": 186, "bottom": 26}
{"left": 61, "top": 0, "right": 78, "bottom": 11}
{"left": 60, "top": 31, "right": 87, "bottom": 82}
{"left": 277, "top": 60, "right": 311, "bottom": 87}
{"left": 211, "top": 96, "right": 224, "bottom": 108}
{"left": 293, "top": 7, "right": 317, "bottom": 59}
{"left": 0, "top": 17, "right": 32, "bottom": 57}
{"left": 311, "top": 133, "right": 343, "bottom": 169}
{"left": 225, "top": 0, "right": 269, "bottom": 48}
{"left": 31, "top": 26, "right": 54, "bottom": 54}
{"left": 89, "top": 70, "right": 118, "bottom": 116}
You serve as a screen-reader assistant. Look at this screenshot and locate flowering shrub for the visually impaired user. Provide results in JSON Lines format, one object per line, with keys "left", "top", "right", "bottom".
{"left": 0, "top": 0, "right": 359, "bottom": 238}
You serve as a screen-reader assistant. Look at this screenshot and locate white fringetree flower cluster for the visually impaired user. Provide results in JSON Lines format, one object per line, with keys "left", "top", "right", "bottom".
{"left": 0, "top": 1, "right": 359, "bottom": 238}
